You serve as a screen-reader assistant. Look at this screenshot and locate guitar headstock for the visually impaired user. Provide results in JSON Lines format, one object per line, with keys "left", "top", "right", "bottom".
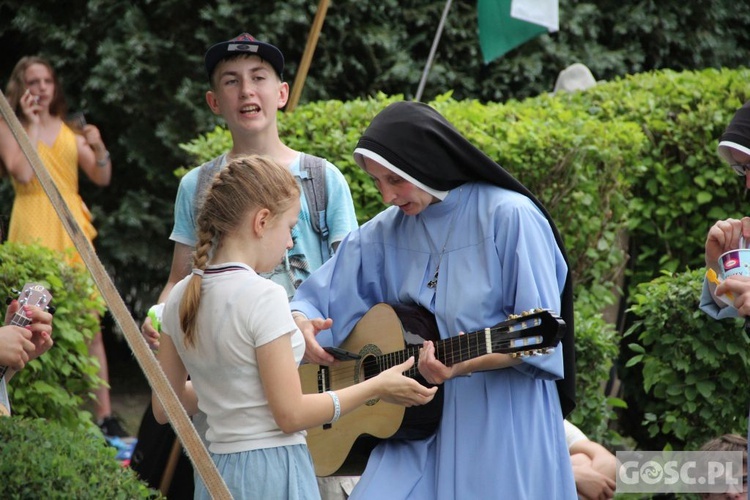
{"left": 490, "top": 309, "right": 566, "bottom": 357}
{"left": 13, "top": 283, "right": 53, "bottom": 314}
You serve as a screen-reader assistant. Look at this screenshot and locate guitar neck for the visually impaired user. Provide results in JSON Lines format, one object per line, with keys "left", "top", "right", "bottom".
{"left": 9, "top": 312, "right": 31, "bottom": 328}
{"left": 379, "top": 320, "right": 542, "bottom": 378}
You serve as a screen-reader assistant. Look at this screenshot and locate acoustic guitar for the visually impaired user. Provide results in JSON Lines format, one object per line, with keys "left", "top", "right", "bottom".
{"left": 299, "top": 303, "right": 565, "bottom": 476}
{"left": 0, "top": 283, "right": 54, "bottom": 416}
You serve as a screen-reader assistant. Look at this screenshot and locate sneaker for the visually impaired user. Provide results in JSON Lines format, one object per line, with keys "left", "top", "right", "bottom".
{"left": 98, "top": 415, "right": 129, "bottom": 438}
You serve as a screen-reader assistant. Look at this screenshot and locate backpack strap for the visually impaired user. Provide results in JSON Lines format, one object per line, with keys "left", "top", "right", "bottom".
{"left": 298, "top": 153, "right": 330, "bottom": 261}
{"left": 192, "top": 154, "right": 227, "bottom": 223}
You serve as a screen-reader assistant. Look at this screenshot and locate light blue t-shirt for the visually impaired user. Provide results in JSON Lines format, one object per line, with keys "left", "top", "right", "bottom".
{"left": 170, "top": 153, "right": 358, "bottom": 299}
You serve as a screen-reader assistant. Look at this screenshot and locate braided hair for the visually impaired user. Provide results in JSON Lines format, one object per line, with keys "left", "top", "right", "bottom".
{"left": 179, "top": 154, "right": 300, "bottom": 347}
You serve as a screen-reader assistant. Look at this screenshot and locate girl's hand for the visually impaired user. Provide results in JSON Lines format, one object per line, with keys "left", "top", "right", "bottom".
{"left": 19, "top": 89, "right": 41, "bottom": 125}
{"left": 377, "top": 356, "right": 438, "bottom": 407}
{"left": 81, "top": 124, "right": 104, "bottom": 153}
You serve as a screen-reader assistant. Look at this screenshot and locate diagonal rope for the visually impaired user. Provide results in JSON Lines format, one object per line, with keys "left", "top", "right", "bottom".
{"left": 0, "top": 91, "right": 232, "bottom": 499}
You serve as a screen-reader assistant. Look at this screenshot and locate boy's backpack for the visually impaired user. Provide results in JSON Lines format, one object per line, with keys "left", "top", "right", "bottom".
{"left": 193, "top": 152, "right": 330, "bottom": 262}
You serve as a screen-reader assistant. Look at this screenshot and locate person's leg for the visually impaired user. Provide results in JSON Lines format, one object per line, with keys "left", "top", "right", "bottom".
{"left": 90, "top": 318, "right": 128, "bottom": 438}
{"left": 90, "top": 328, "right": 111, "bottom": 420}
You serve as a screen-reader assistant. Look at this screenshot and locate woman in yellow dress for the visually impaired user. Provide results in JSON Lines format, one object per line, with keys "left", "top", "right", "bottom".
{"left": 0, "top": 56, "right": 125, "bottom": 438}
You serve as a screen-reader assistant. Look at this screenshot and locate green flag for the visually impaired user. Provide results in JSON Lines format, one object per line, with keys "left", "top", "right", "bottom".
{"left": 478, "top": 0, "right": 559, "bottom": 64}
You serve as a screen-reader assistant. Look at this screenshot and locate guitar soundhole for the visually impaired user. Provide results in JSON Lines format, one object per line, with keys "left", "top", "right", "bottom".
{"left": 357, "top": 345, "right": 383, "bottom": 407}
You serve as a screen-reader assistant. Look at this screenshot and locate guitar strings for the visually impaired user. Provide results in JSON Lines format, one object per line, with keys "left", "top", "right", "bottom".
{"left": 319, "top": 339, "right": 550, "bottom": 384}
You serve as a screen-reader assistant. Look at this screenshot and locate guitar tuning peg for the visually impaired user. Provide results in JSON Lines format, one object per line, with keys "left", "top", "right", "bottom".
{"left": 48, "top": 305, "right": 56, "bottom": 315}
{"left": 5, "top": 297, "right": 11, "bottom": 306}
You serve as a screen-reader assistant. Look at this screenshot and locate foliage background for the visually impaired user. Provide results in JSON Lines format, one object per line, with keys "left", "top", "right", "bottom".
{"left": 0, "top": 242, "right": 105, "bottom": 429}
{"left": 1, "top": 0, "right": 749, "bottom": 321}
{"left": 0, "top": 417, "right": 161, "bottom": 497}
{"left": 621, "top": 269, "right": 750, "bottom": 452}
{"left": 0, "top": 0, "right": 750, "bottom": 453}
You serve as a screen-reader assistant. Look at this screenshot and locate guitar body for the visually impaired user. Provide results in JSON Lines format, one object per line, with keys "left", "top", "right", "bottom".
{"left": 300, "top": 303, "right": 564, "bottom": 476}
{"left": 301, "top": 303, "right": 436, "bottom": 476}
{"left": 0, "top": 283, "right": 53, "bottom": 417}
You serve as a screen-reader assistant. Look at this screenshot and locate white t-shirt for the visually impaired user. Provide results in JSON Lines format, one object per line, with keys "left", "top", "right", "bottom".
{"left": 162, "top": 262, "right": 306, "bottom": 454}
{"left": 563, "top": 419, "right": 589, "bottom": 449}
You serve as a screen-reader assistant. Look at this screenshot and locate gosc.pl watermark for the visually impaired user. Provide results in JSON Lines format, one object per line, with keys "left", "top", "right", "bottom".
{"left": 617, "top": 450, "right": 744, "bottom": 494}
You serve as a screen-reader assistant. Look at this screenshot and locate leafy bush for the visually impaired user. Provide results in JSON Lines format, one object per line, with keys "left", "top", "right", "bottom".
{"left": 620, "top": 268, "right": 750, "bottom": 451}
{"left": 567, "top": 295, "right": 622, "bottom": 446}
{"left": 0, "top": 242, "right": 105, "bottom": 429}
{"left": 571, "top": 67, "right": 750, "bottom": 290}
{"left": 0, "top": 416, "right": 162, "bottom": 498}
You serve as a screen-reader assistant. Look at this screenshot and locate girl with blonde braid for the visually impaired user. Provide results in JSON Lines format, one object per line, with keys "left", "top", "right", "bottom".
{"left": 152, "top": 155, "right": 436, "bottom": 500}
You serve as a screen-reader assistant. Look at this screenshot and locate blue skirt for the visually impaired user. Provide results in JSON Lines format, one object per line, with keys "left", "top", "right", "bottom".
{"left": 194, "top": 444, "right": 320, "bottom": 500}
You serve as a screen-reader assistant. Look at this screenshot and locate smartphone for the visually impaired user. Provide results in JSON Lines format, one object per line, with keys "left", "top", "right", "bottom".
{"left": 324, "top": 346, "right": 361, "bottom": 361}
{"left": 66, "top": 112, "right": 87, "bottom": 134}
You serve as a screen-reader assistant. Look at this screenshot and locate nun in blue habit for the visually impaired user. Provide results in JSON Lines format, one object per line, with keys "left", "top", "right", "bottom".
{"left": 291, "top": 101, "right": 577, "bottom": 499}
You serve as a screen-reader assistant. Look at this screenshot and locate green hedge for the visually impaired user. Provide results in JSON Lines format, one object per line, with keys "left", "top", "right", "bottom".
{"left": 568, "top": 295, "right": 621, "bottom": 444}
{"left": 0, "top": 242, "right": 105, "bottom": 430}
{"left": 567, "top": 67, "right": 750, "bottom": 288}
{"left": 622, "top": 268, "right": 749, "bottom": 451}
{"left": 0, "top": 417, "right": 161, "bottom": 498}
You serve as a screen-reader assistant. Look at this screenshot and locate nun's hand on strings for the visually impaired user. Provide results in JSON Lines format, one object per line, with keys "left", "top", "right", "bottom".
{"left": 294, "top": 314, "right": 335, "bottom": 366}
{"left": 418, "top": 339, "right": 460, "bottom": 385}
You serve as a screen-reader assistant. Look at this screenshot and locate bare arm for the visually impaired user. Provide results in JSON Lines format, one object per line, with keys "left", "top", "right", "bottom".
{"left": 142, "top": 242, "right": 194, "bottom": 349}
{"left": 0, "top": 91, "right": 40, "bottom": 184}
{"left": 569, "top": 439, "right": 616, "bottom": 500}
{"left": 258, "top": 333, "right": 437, "bottom": 434}
{"left": 76, "top": 124, "right": 111, "bottom": 186}
{"left": 152, "top": 333, "right": 198, "bottom": 424}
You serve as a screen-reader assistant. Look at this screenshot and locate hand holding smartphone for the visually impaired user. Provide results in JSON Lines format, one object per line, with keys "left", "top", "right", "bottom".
{"left": 65, "top": 111, "right": 87, "bottom": 135}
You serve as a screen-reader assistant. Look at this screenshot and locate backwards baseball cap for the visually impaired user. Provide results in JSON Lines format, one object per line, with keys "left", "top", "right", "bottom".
{"left": 204, "top": 33, "right": 284, "bottom": 82}
{"left": 718, "top": 101, "right": 750, "bottom": 168}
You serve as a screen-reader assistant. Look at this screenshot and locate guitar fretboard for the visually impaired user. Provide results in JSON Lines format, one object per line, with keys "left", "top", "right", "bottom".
{"left": 377, "top": 317, "right": 545, "bottom": 378}
{"left": 10, "top": 312, "right": 32, "bottom": 328}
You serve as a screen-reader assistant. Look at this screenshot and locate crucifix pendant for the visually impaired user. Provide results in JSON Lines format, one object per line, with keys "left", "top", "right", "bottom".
{"left": 427, "top": 267, "right": 439, "bottom": 289}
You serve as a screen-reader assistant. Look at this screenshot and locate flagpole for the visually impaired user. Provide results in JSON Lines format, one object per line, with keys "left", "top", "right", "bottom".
{"left": 415, "top": 0, "right": 453, "bottom": 102}
{"left": 288, "top": 0, "right": 330, "bottom": 112}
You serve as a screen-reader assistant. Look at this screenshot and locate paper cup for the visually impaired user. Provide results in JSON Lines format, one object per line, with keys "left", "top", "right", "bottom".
{"left": 718, "top": 249, "right": 750, "bottom": 279}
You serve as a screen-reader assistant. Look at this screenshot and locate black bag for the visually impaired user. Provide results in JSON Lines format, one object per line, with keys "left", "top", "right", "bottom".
{"left": 129, "top": 402, "right": 194, "bottom": 498}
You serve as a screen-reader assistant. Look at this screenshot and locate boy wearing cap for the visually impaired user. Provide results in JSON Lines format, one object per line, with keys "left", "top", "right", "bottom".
{"left": 141, "top": 33, "right": 357, "bottom": 349}
{"left": 133, "top": 34, "right": 357, "bottom": 497}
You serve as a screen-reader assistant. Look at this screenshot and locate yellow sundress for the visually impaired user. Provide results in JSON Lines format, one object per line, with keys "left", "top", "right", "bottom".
{"left": 7, "top": 122, "right": 97, "bottom": 264}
